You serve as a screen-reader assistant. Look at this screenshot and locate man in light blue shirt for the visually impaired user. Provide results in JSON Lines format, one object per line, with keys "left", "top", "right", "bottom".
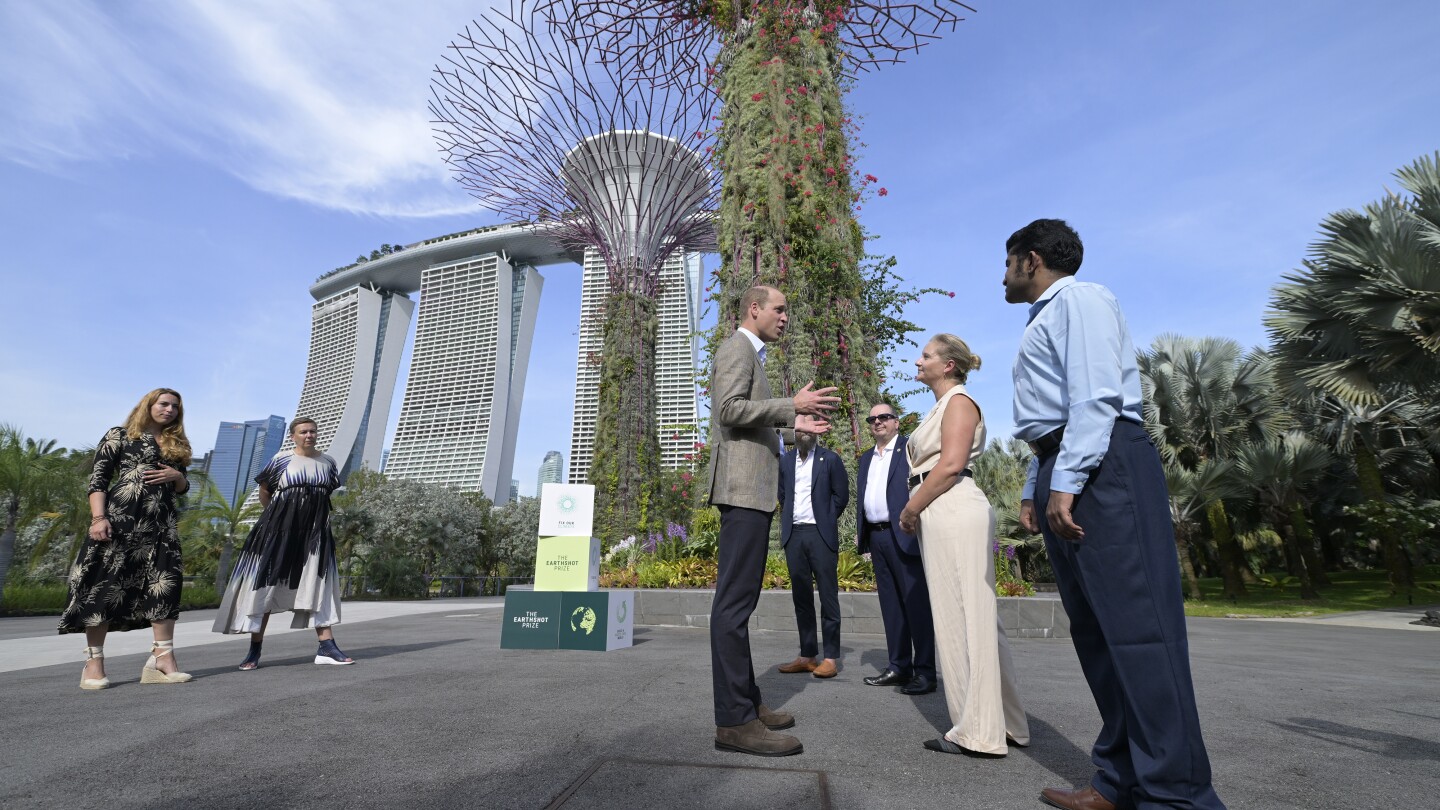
{"left": 1005, "top": 219, "right": 1225, "bottom": 810}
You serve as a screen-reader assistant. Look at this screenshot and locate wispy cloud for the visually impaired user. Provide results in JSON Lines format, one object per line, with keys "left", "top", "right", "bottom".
{"left": 0, "top": 0, "right": 494, "bottom": 217}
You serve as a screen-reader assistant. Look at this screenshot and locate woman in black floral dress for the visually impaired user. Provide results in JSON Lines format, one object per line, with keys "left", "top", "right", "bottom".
{"left": 60, "top": 388, "right": 195, "bottom": 689}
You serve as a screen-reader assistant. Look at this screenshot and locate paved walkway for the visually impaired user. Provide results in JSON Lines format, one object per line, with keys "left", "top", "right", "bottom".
{"left": 1250, "top": 605, "right": 1440, "bottom": 632}
{"left": 2, "top": 600, "right": 1435, "bottom": 809}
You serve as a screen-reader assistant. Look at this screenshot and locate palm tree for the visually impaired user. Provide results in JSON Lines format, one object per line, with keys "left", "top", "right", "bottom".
{"left": 1138, "top": 335, "right": 1288, "bottom": 598}
{"left": 0, "top": 424, "right": 65, "bottom": 600}
{"left": 1164, "top": 459, "right": 1245, "bottom": 600}
{"left": 26, "top": 449, "right": 97, "bottom": 575}
{"left": 1267, "top": 151, "right": 1440, "bottom": 598}
{"left": 1266, "top": 152, "right": 1440, "bottom": 410}
{"left": 180, "top": 475, "right": 262, "bottom": 591}
{"left": 1235, "top": 432, "right": 1334, "bottom": 599}
{"left": 1291, "top": 393, "right": 1433, "bottom": 596}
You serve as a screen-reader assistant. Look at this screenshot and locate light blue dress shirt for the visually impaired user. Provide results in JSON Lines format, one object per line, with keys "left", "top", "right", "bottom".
{"left": 1012, "top": 275, "right": 1144, "bottom": 498}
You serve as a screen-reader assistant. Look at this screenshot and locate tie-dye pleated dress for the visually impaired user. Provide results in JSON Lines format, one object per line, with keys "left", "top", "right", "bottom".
{"left": 212, "top": 450, "right": 343, "bottom": 633}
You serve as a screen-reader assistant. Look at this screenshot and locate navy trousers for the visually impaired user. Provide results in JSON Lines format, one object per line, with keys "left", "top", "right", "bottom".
{"left": 784, "top": 524, "right": 841, "bottom": 660}
{"left": 711, "top": 505, "right": 772, "bottom": 727}
{"left": 1036, "top": 420, "right": 1224, "bottom": 810}
{"left": 869, "top": 524, "right": 936, "bottom": 679}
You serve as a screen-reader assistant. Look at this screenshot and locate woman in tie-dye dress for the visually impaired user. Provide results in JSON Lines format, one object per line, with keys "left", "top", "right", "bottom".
{"left": 212, "top": 417, "right": 354, "bottom": 668}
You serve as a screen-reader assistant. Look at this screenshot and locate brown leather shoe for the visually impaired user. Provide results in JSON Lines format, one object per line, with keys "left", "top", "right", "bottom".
{"left": 1039, "top": 786, "right": 1116, "bottom": 810}
{"left": 756, "top": 704, "right": 795, "bottom": 731}
{"left": 778, "top": 656, "right": 817, "bottom": 674}
{"left": 715, "top": 719, "right": 803, "bottom": 757}
{"left": 812, "top": 659, "right": 838, "bottom": 678}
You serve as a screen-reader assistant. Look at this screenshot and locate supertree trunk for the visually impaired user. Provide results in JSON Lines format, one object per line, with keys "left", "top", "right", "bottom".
{"left": 711, "top": 2, "right": 881, "bottom": 453}
{"left": 590, "top": 270, "right": 663, "bottom": 545}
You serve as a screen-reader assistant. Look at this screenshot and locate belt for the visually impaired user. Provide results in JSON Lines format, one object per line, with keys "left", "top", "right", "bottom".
{"left": 1026, "top": 418, "right": 1144, "bottom": 457}
{"left": 1027, "top": 426, "right": 1065, "bottom": 457}
{"left": 907, "top": 468, "right": 972, "bottom": 489}
{"left": 864, "top": 520, "right": 891, "bottom": 531}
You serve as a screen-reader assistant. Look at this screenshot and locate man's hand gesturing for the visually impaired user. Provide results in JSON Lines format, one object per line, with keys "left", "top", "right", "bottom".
{"left": 795, "top": 413, "right": 832, "bottom": 435}
{"left": 793, "top": 381, "right": 840, "bottom": 416}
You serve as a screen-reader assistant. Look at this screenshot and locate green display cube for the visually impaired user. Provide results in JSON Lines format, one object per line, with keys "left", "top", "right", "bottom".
{"left": 500, "top": 590, "right": 564, "bottom": 649}
{"left": 557, "top": 590, "right": 635, "bottom": 651}
{"left": 534, "top": 535, "right": 600, "bottom": 591}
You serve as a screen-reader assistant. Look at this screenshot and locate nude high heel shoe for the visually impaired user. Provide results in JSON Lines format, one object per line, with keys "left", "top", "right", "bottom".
{"left": 140, "top": 640, "right": 193, "bottom": 684}
{"left": 80, "top": 646, "right": 110, "bottom": 690}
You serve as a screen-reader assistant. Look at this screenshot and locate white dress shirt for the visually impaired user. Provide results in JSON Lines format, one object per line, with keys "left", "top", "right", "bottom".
{"left": 792, "top": 449, "right": 816, "bottom": 525}
{"left": 863, "top": 435, "right": 897, "bottom": 522}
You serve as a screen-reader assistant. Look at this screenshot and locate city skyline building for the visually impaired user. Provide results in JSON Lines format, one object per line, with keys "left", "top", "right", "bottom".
{"left": 276, "top": 286, "right": 413, "bottom": 482}
{"left": 209, "top": 416, "right": 286, "bottom": 506}
{"left": 383, "top": 253, "right": 543, "bottom": 498}
{"left": 566, "top": 248, "right": 704, "bottom": 483}
{"left": 537, "top": 450, "right": 563, "bottom": 495}
{"left": 265, "top": 223, "right": 576, "bottom": 505}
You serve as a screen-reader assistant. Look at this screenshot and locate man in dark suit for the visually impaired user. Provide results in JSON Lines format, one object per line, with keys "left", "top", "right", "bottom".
{"left": 855, "top": 402, "right": 937, "bottom": 695}
{"left": 705, "top": 284, "right": 838, "bottom": 758}
{"left": 776, "top": 430, "right": 850, "bottom": 680}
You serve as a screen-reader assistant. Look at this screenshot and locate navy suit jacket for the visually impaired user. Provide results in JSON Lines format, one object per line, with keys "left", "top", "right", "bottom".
{"left": 777, "top": 445, "right": 849, "bottom": 552}
{"left": 855, "top": 435, "right": 920, "bottom": 556}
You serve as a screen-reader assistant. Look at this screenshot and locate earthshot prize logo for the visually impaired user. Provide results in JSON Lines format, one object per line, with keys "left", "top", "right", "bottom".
{"left": 557, "top": 494, "right": 577, "bottom": 513}
{"left": 570, "top": 605, "right": 597, "bottom": 635}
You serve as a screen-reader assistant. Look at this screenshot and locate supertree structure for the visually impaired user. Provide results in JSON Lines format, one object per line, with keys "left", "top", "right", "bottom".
{"left": 560, "top": 0, "right": 973, "bottom": 451}
{"left": 430, "top": 0, "right": 719, "bottom": 544}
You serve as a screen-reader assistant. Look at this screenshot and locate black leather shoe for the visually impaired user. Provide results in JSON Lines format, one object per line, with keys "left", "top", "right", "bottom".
{"left": 863, "top": 669, "right": 909, "bottom": 687}
{"left": 899, "top": 675, "right": 937, "bottom": 695}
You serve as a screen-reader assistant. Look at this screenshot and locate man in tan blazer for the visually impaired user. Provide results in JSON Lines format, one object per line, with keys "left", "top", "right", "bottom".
{"left": 707, "top": 284, "right": 838, "bottom": 758}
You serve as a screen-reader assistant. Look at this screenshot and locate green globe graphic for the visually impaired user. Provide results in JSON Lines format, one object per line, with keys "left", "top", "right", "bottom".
{"left": 570, "top": 606, "right": 597, "bottom": 635}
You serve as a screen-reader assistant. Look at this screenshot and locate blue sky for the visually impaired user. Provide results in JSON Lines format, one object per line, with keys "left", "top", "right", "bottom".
{"left": 2, "top": 0, "right": 1437, "bottom": 497}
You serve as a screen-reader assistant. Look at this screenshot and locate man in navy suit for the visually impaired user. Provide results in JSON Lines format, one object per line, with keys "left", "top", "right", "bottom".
{"left": 855, "top": 402, "right": 937, "bottom": 695}
{"left": 776, "top": 430, "right": 850, "bottom": 680}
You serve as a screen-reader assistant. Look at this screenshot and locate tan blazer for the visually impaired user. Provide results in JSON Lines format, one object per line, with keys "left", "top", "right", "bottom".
{"left": 705, "top": 330, "right": 797, "bottom": 512}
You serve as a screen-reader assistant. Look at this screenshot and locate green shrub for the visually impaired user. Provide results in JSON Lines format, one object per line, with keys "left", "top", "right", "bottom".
{"left": 2, "top": 580, "right": 221, "bottom": 615}
{"left": 1, "top": 581, "right": 68, "bottom": 614}
{"left": 179, "top": 583, "right": 220, "bottom": 610}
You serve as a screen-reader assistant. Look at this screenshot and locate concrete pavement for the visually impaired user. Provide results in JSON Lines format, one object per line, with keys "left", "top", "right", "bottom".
{"left": 1, "top": 598, "right": 1435, "bottom": 809}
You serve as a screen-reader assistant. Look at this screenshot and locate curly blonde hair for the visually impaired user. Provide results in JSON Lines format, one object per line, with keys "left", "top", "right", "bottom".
{"left": 928, "top": 334, "right": 983, "bottom": 383}
{"left": 123, "top": 388, "right": 192, "bottom": 464}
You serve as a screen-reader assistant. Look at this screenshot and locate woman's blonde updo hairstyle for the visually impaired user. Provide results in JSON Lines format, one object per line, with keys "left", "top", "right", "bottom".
{"left": 928, "top": 333, "right": 982, "bottom": 383}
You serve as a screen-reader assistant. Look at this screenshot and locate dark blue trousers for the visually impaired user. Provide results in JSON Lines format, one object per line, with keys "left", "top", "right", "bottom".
{"left": 869, "top": 524, "right": 936, "bottom": 679}
{"left": 784, "top": 524, "right": 841, "bottom": 660}
{"left": 1036, "top": 420, "right": 1224, "bottom": 810}
{"left": 711, "top": 505, "right": 772, "bottom": 726}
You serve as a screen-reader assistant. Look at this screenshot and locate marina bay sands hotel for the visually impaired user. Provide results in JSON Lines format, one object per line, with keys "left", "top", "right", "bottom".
{"left": 281, "top": 222, "right": 704, "bottom": 502}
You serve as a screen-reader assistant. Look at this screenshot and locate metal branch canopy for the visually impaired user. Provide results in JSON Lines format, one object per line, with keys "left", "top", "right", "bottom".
{"left": 429, "top": 0, "right": 721, "bottom": 286}
{"left": 561, "top": 0, "right": 976, "bottom": 86}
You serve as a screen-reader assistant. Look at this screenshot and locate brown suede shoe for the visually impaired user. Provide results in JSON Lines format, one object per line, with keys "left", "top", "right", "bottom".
{"left": 1039, "top": 786, "right": 1117, "bottom": 810}
{"left": 778, "top": 656, "right": 817, "bottom": 674}
{"left": 715, "top": 719, "right": 803, "bottom": 757}
{"left": 812, "top": 659, "right": 838, "bottom": 678}
{"left": 757, "top": 704, "right": 795, "bottom": 731}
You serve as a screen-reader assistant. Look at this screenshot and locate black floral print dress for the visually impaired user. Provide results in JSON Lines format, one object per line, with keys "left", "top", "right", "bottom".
{"left": 58, "top": 427, "right": 186, "bottom": 634}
